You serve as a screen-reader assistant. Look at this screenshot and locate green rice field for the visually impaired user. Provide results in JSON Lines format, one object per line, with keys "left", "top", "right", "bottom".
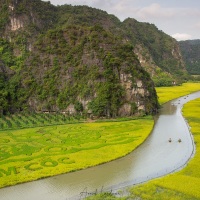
{"left": 0, "top": 112, "right": 81, "bottom": 130}
{"left": 0, "top": 116, "right": 153, "bottom": 188}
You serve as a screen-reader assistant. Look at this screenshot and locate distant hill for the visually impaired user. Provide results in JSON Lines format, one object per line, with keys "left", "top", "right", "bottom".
{"left": 0, "top": 0, "right": 188, "bottom": 116}
{"left": 179, "top": 40, "right": 200, "bottom": 75}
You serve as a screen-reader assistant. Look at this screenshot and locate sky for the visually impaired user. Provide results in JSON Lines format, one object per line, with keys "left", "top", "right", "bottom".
{"left": 43, "top": 0, "right": 200, "bottom": 41}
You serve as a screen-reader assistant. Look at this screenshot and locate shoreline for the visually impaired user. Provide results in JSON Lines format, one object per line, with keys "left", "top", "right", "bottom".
{"left": 0, "top": 91, "right": 200, "bottom": 200}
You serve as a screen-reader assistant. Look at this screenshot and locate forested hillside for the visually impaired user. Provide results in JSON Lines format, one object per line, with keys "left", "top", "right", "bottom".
{"left": 122, "top": 18, "right": 188, "bottom": 86}
{"left": 179, "top": 40, "right": 200, "bottom": 75}
{"left": 55, "top": 5, "right": 188, "bottom": 86}
{"left": 0, "top": 0, "right": 188, "bottom": 116}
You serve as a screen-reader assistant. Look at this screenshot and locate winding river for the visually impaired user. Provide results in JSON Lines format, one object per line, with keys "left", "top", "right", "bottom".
{"left": 0, "top": 91, "right": 200, "bottom": 200}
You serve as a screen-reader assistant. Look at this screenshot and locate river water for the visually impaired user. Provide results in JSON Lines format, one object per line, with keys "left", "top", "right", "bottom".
{"left": 0, "top": 91, "right": 200, "bottom": 200}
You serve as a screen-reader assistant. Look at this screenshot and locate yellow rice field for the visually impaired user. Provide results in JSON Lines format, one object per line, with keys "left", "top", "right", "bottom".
{"left": 129, "top": 98, "right": 200, "bottom": 200}
{"left": 0, "top": 117, "right": 154, "bottom": 188}
{"left": 156, "top": 82, "right": 200, "bottom": 104}
{"left": 1, "top": 82, "right": 200, "bottom": 193}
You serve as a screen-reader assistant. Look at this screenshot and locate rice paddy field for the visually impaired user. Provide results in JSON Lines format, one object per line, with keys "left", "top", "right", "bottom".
{"left": 0, "top": 116, "right": 154, "bottom": 188}
{"left": 156, "top": 82, "right": 200, "bottom": 104}
{"left": 1, "top": 82, "right": 200, "bottom": 192}
{"left": 0, "top": 112, "right": 81, "bottom": 130}
{"left": 86, "top": 82, "right": 200, "bottom": 200}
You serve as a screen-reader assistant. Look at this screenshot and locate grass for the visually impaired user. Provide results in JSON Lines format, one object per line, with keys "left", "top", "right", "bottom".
{"left": 0, "top": 116, "right": 154, "bottom": 188}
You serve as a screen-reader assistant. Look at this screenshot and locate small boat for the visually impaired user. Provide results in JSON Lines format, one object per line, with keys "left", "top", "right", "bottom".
{"left": 169, "top": 138, "right": 172, "bottom": 142}
{"left": 178, "top": 139, "right": 182, "bottom": 143}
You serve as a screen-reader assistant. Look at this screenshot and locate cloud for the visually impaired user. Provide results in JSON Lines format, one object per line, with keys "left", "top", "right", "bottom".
{"left": 133, "top": 4, "right": 200, "bottom": 21}
{"left": 103, "top": 3, "right": 178, "bottom": 21}
{"left": 194, "top": 23, "right": 200, "bottom": 29}
{"left": 89, "top": 0, "right": 117, "bottom": 8}
{"left": 171, "top": 33, "right": 192, "bottom": 41}
{"left": 136, "top": 3, "right": 175, "bottom": 20}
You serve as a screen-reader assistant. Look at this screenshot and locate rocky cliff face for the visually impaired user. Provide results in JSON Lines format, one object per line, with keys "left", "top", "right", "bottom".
{"left": 0, "top": 60, "right": 14, "bottom": 75}
{"left": 22, "top": 26, "right": 158, "bottom": 117}
{"left": 53, "top": 6, "right": 188, "bottom": 85}
{"left": 133, "top": 44, "right": 159, "bottom": 77}
{"left": 1, "top": 0, "right": 57, "bottom": 53}
{"left": 0, "top": 0, "right": 161, "bottom": 116}
{"left": 122, "top": 18, "right": 188, "bottom": 85}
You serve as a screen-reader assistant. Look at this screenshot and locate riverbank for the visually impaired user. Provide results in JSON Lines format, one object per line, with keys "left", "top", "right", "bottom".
{"left": 0, "top": 82, "right": 199, "bottom": 197}
{"left": 86, "top": 82, "right": 200, "bottom": 200}
{"left": 0, "top": 117, "right": 154, "bottom": 189}
{"left": 156, "top": 82, "right": 200, "bottom": 104}
{"left": 2, "top": 90, "right": 198, "bottom": 200}
{"left": 126, "top": 98, "right": 200, "bottom": 200}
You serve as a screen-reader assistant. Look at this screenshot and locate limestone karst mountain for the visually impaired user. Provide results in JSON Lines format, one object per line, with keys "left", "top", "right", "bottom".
{"left": 0, "top": 0, "right": 187, "bottom": 116}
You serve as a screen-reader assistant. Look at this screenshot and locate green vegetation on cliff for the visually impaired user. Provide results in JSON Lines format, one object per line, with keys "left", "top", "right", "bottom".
{"left": 123, "top": 18, "right": 188, "bottom": 85}
{"left": 179, "top": 40, "right": 200, "bottom": 75}
{"left": 0, "top": 0, "right": 160, "bottom": 116}
{"left": 55, "top": 5, "right": 188, "bottom": 85}
{"left": 0, "top": 0, "right": 188, "bottom": 115}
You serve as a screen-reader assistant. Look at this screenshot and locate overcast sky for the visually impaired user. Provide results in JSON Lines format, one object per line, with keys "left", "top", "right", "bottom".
{"left": 43, "top": 0, "right": 200, "bottom": 41}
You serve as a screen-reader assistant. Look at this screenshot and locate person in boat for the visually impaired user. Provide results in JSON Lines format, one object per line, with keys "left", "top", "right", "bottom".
{"left": 169, "top": 138, "right": 172, "bottom": 142}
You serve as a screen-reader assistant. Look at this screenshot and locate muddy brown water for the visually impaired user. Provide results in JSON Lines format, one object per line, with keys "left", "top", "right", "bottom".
{"left": 0, "top": 91, "right": 200, "bottom": 200}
